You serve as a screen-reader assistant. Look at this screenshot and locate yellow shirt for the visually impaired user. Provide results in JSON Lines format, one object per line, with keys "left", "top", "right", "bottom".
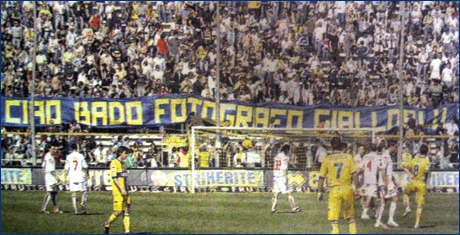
{"left": 403, "top": 155, "right": 430, "bottom": 182}
{"left": 402, "top": 153, "right": 412, "bottom": 165}
{"left": 63, "top": 51, "right": 74, "bottom": 63}
{"left": 248, "top": 2, "right": 261, "bottom": 9}
{"left": 319, "top": 153, "right": 357, "bottom": 188}
{"left": 199, "top": 152, "right": 210, "bottom": 167}
{"left": 110, "top": 159, "right": 128, "bottom": 194}
{"left": 178, "top": 153, "right": 189, "bottom": 168}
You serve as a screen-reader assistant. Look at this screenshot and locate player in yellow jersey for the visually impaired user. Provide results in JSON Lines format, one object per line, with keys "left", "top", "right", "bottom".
{"left": 401, "top": 146, "right": 413, "bottom": 216}
{"left": 317, "top": 137, "right": 359, "bottom": 234}
{"left": 402, "top": 144, "right": 431, "bottom": 229}
{"left": 103, "top": 146, "right": 131, "bottom": 234}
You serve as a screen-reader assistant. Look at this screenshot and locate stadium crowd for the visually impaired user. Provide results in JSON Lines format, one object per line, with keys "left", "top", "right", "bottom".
{"left": 1, "top": 1, "right": 459, "bottom": 169}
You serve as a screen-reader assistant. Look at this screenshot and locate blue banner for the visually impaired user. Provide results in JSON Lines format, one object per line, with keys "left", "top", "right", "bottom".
{"left": 1, "top": 95, "right": 458, "bottom": 131}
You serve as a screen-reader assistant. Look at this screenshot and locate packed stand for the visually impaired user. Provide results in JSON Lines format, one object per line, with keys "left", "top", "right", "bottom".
{"left": 1, "top": 1, "right": 458, "bottom": 107}
{"left": 1, "top": 2, "right": 459, "bottom": 169}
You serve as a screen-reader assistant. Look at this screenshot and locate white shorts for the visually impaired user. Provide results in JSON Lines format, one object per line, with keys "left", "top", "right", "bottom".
{"left": 273, "top": 176, "right": 291, "bottom": 194}
{"left": 45, "top": 173, "right": 57, "bottom": 192}
{"left": 360, "top": 184, "right": 378, "bottom": 198}
{"left": 69, "top": 181, "right": 88, "bottom": 192}
{"left": 384, "top": 181, "right": 398, "bottom": 199}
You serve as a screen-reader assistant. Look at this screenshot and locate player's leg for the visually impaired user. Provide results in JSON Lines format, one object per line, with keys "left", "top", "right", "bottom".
{"left": 41, "top": 192, "right": 51, "bottom": 213}
{"left": 361, "top": 184, "right": 376, "bottom": 219}
{"left": 287, "top": 192, "right": 301, "bottom": 212}
{"left": 71, "top": 191, "right": 78, "bottom": 214}
{"left": 104, "top": 194, "right": 124, "bottom": 234}
{"left": 328, "top": 188, "right": 341, "bottom": 234}
{"left": 386, "top": 182, "right": 399, "bottom": 227}
{"left": 387, "top": 195, "right": 399, "bottom": 227}
{"left": 414, "top": 182, "right": 427, "bottom": 228}
{"left": 403, "top": 182, "right": 416, "bottom": 217}
{"left": 361, "top": 196, "right": 372, "bottom": 219}
{"left": 374, "top": 189, "right": 387, "bottom": 228}
{"left": 271, "top": 192, "right": 279, "bottom": 213}
{"left": 271, "top": 177, "right": 282, "bottom": 213}
{"left": 343, "top": 186, "right": 357, "bottom": 234}
{"left": 122, "top": 195, "right": 131, "bottom": 234}
{"left": 51, "top": 191, "right": 63, "bottom": 213}
{"left": 80, "top": 190, "right": 88, "bottom": 214}
{"left": 80, "top": 181, "right": 89, "bottom": 214}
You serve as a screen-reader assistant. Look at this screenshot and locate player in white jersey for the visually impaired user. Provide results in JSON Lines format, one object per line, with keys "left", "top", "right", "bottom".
{"left": 41, "top": 145, "right": 63, "bottom": 214}
{"left": 271, "top": 144, "right": 301, "bottom": 213}
{"left": 354, "top": 145, "right": 366, "bottom": 211}
{"left": 359, "top": 144, "right": 384, "bottom": 223}
{"left": 64, "top": 143, "right": 89, "bottom": 215}
{"left": 380, "top": 141, "right": 399, "bottom": 227}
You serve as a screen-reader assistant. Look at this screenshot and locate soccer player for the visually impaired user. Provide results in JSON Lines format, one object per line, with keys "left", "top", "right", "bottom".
{"left": 402, "top": 144, "right": 431, "bottom": 229}
{"left": 103, "top": 146, "right": 132, "bottom": 234}
{"left": 271, "top": 144, "right": 301, "bottom": 213}
{"left": 359, "top": 144, "right": 384, "bottom": 224}
{"left": 64, "top": 143, "right": 89, "bottom": 215}
{"left": 380, "top": 141, "right": 399, "bottom": 227}
{"left": 401, "top": 146, "right": 413, "bottom": 216}
{"left": 353, "top": 144, "right": 366, "bottom": 211}
{"left": 41, "top": 145, "right": 63, "bottom": 214}
{"left": 317, "top": 137, "right": 359, "bottom": 234}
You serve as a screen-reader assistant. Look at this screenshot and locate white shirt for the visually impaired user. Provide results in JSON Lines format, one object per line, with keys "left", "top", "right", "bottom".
{"left": 65, "top": 151, "right": 88, "bottom": 182}
{"left": 444, "top": 122, "right": 459, "bottom": 136}
{"left": 381, "top": 149, "right": 394, "bottom": 178}
{"left": 273, "top": 151, "right": 289, "bottom": 177}
{"left": 42, "top": 152, "right": 56, "bottom": 173}
{"left": 361, "top": 152, "right": 384, "bottom": 185}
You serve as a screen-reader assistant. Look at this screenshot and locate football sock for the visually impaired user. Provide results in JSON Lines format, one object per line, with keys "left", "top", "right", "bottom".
{"left": 82, "top": 191, "right": 88, "bottom": 206}
{"left": 288, "top": 195, "right": 296, "bottom": 209}
{"left": 123, "top": 214, "right": 130, "bottom": 233}
{"left": 107, "top": 211, "right": 122, "bottom": 226}
{"left": 403, "top": 194, "right": 410, "bottom": 209}
{"left": 362, "top": 207, "right": 369, "bottom": 216}
{"left": 389, "top": 201, "right": 397, "bottom": 221}
{"left": 415, "top": 206, "right": 422, "bottom": 225}
{"left": 331, "top": 222, "right": 339, "bottom": 234}
{"left": 377, "top": 203, "right": 385, "bottom": 223}
{"left": 271, "top": 195, "right": 278, "bottom": 211}
{"left": 51, "top": 192, "right": 58, "bottom": 206}
{"left": 42, "top": 193, "right": 50, "bottom": 210}
{"left": 72, "top": 193, "right": 77, "bottom": 212}
{"left": 348, "top": 219, "right": 357, "bottom": 234}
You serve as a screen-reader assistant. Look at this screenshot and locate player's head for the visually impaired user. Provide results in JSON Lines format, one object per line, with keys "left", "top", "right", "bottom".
{"left": 71, "top": 143, "right": 78, "bottom": 151}
{"left": 330, "top": 137, "right": 342, "bottom": 150}
{"left": 368, "top": 143, "right": 378, "bottom": 152}
{"left": 281, "top": 144, "right": 290, "bottom": 153}
{"left": 117, "top": 146, "right": 130, "bottom": 160}
{"left": 419, "top": 144, "right": 429, "bottom": 155}
{"left": 387, "top": 140, "right": 397, "bottom": 152}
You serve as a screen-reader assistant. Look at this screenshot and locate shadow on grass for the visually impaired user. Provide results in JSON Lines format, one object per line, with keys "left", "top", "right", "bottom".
{"left": 74, "top": 212, "right": 104, "bottom": 216}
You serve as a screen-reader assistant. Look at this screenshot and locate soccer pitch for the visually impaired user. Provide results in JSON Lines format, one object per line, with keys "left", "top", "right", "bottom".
{"left": 1, "top": 191, "right": 458, "bottom": 234}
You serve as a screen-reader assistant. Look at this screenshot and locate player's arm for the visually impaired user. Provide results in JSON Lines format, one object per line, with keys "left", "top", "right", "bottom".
{"left": 402, "top": 165, "right": 413, "bottom": 179}
{"left": 317, "top": 158, "right": 328, "bottom": 201}
{"left": 425, "top": 166, "right": 431, "bottom": 184}
{"left": 317, "top": 176, "right": 325, "bottom": 201}
{"left": 352, "top": 171, "right": 360, "bottom": 198}
{"left": 112, "top": 176, "right": 127, "bottom": 195}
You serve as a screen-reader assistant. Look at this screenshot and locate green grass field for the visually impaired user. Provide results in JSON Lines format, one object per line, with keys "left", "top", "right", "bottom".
{"left": 1, "top": 191, "right": 458, "bottom": 234}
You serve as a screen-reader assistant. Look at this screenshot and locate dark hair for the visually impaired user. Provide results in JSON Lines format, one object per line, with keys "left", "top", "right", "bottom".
{"left": 71, "top": 143, "right": 78, "bottom": 150}
{"left": 419, "top": 144, "right": 429, "bottom": 155}
{"left": 281, "top": 144, "right": 290, "bottom": 153}
{"left": 117, "top": 146, "right": 129, "bottom": 156}
{"left": 330, "top": 137, "right": 342, "bottom": 150}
